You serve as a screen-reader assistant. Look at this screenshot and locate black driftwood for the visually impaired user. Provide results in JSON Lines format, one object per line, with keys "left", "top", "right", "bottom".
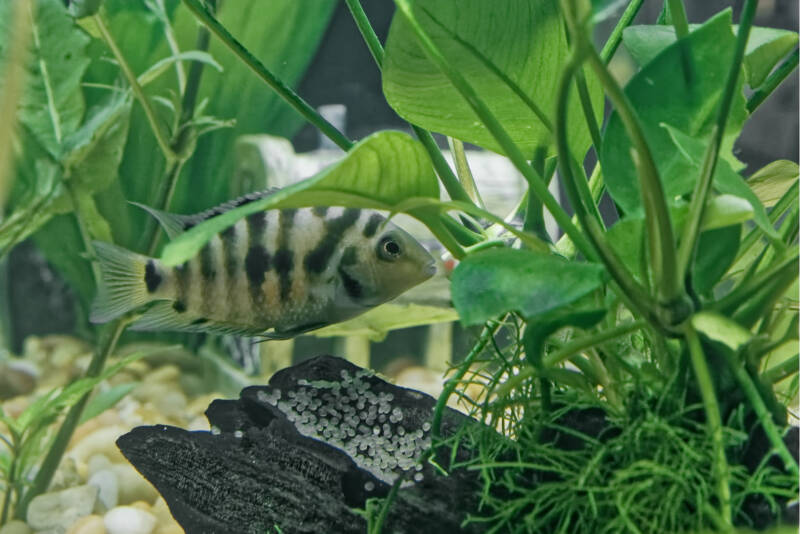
{"left": 117, "top": 355, "right": 484, "bottom": 534}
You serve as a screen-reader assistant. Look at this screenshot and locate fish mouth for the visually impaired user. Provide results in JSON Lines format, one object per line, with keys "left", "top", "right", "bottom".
{"left": 424, "top": 261, "right": 437, "bottom": 277}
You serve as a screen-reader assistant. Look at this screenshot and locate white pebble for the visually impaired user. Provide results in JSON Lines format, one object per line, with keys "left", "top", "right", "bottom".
{"left": 104, "top": 506, "right": 156, "bottom": 534}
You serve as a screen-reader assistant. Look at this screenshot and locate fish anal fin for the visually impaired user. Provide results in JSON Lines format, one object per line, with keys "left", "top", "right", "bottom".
{"left": 130, "top": 302, "right": 263, "bottom": 336}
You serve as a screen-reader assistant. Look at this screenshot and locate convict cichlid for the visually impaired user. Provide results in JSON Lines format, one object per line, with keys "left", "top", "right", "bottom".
{"left": 90, "top": 190, "right": 436, "bottom": 339}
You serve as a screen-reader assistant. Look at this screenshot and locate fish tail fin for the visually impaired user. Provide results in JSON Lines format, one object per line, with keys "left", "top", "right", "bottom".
{"left": 90, "top": 241, "right": 156, "bottom": 323}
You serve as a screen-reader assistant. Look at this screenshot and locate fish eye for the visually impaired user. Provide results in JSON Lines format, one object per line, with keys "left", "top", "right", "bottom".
{"left": 377, "top": 235, "right": 402, "bottom": 261}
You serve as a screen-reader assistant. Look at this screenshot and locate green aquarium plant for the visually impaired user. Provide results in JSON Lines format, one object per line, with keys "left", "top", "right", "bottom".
{"left": 0, "top": 0, "right": 798, "bottom": 531}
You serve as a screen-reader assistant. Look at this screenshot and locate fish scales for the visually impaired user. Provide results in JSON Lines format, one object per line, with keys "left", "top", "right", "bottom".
{"left": 90, "top": 189, "right": 436, "bottom": 339}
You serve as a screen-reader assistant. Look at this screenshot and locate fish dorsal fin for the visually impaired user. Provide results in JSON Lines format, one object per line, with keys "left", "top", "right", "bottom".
{"left": 130, "top": 202, "right": 190, "bottom": 240}
{"left": 131, "top": 188, "right": 280, "bottom": 240}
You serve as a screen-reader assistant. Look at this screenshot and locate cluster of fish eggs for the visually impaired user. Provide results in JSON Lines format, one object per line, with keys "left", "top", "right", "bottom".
{"left": 257, "top": 369, "right": 432, "bottom": 486}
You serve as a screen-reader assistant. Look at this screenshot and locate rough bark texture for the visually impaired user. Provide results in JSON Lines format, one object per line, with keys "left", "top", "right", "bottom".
{"left": 117, "top": 355, "right": 484, "bottom": 534}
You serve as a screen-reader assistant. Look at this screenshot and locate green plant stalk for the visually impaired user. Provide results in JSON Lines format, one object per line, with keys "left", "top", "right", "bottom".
{"left": 555, "top": 57, "right": 659, "bottom": 325}
{"left": 677, "top": 0, "right": 758, "bottom": 287}
{"left": 683, "top": 324, "right": 731, "bottom": 527}
{"left": 733, "top": 255, "right": 798, "bottom": 329}
{"left": 448, "top": 137, "right": 485, "bottom": 208}
{"left": 496, "top": 320, "right": 644, "bottom": 398}
{"left": 431, "top": 319, "right": 502, "bottom": 441}
{"left": 394, "top": 0, "right": 595, "bottom": 261}
{"left": 439, "top": 213, "right": 482, "bottom": 247}
{"left": 15, "top": 321, "right": 126, "bottom": 518}
{"left": 555, "top": 162, "right": 604, "bottom": 256}
{"left": 181, "top": 0, "right": 353, "bottom": 151}
{"left": 153, "top": 0, "right": 187, "bottom": 92}
{"left": 563, "top": 0, "right": 682, "bottom": 313}
{"left": 763, "top": 354, "right": 799, "bottom": 384}
{"left": 747, "top": 48, "right": 798, "bottom": 113}
{"left": 722, "top": 351, "right": 799, "bottom": 477}
{"left": 343, "top": 0, "right": 475, "bottom": 207}
{"left": 599, "top": 0, "right": 645, "bottom": 63}
{"left": 344, "top": 0, "right": 385, "bottom": 67}
{"left": 0, "top": 451, "right": 18, "bottom": 524}
{"left": 666, "top": 0, "right": 689, "bottom": 38}
{"left": 574, "top": 66, "right": 602, "bottom": 153}
{"left": 759, "top": 201, "right": 798, "bottom": 271}
{"left": 369, "top": 472, "right": 406, "bottom": 534}
{"left": 94, "top": 11, "right": 175, "bottom": 163}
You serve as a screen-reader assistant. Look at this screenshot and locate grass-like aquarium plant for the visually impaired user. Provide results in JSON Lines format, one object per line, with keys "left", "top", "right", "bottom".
{"left": 0, "top": 0, "right": 798, "bottom": 532}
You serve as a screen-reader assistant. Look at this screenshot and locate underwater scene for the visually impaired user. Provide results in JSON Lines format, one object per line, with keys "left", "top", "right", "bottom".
{"left": 0, "top": 0, "right": 798, "bottom": 533}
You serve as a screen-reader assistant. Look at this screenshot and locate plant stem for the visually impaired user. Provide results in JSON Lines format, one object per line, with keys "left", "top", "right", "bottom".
{"left": 16, "top": 321, "right": 126, "bottom": 518}
{"left": 544, "top": 320, "right": 644, "bottom": 367}
{"left": 714, "top": 248, "right": 798, "bottom": 315}
{"left": 666, "top": 0, "right": 689, "bottom": 38}
{"left": 563, "top": 0, "right": 683, "bottom": 316}
{"left": 747, "top": 48, "right": 798, "bottom": 113}
{"left": 677, "top": 0, "right": 758, "bottom": 291}
{"left": 94, "top": 11, "right": 175, "bottom": 163}
{"left": 181, "top": 0, "right": 353, "bottom": 151}
{"left": 683, "top": 324, "right": 731, "bottom": 528}
{"left": 448, "top": 137, "right": 484, "bottom": 208}
{"left": 721, "top": 351, "right": 799, "bottom": 478}
{"left": 431, "top": 319, "right": 502, "bottom": 441}
{"left": 599, "top": 0, "right": 645, "bottom": 63}
{"left": 394, "top": 0, "right": 595, "bottom": 261}
{"left": 574, "top": 66, "right": 602, "bottom": 153}
{"left": 343, "top": 0, "right": 475, "bottom": 206}
{"left": 344, "top": 0, "right": 385, "bottom": 67}
{"left": 555, "top": 56, "right": 658, "bottom": 323}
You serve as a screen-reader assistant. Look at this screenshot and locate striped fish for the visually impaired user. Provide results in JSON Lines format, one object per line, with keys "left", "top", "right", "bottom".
{"left": 90, "top": 191, "right": 436, "bottom": 339}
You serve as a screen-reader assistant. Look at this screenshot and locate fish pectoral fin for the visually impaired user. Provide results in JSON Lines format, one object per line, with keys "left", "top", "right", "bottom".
{"left": 129, "top": 301, "right": 262, "bottom": 336}
{"left": 260, "top": 322, "right": 329, "bottom": 341}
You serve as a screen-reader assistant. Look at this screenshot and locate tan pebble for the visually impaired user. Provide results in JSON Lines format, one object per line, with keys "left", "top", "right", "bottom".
{"left": 186, "top": 416, "right": 209, "bottom": 432}
{"left": 150, "top": 498, "right": 171, "bottom": 522}
{"left": 153, "top": 391, "right": 187, "bottom": 421}
{"left": 155, "top": 524, "right": 183, "bottom": 534}
{"left": 132, "top": 382, "right": 171, "bottom": 404}
{"left": 68, "top": 425, "right": 130, "bottom": 464}
{"left": 147, "top": 365, "right": 180, "bottom": 384}
{"left": 49, "top": 457, "right": 82, "bottom": 492}
{"left": 2, "top": 396, "right": 30, "bottom": 419}
{"left": 67, "top": 514, "right": 106, "bottom": 534}
{"left": 0, "top": 520, "right": 33, "bottom": 534}
{"left": 108, "top": 371, "right": 139, "bottom": 387}
{"left": 112, "top": 463, "right": 159, "bottom": 505}
{"left": 130, "top": 501, "right": 151, "bottom": 511}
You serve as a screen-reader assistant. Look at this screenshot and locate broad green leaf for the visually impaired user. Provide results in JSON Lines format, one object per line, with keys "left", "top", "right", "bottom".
{"left": 663, "top": 124, "right": 776, "bottom": 238}
{"left": 523, "top": 306, "right": 607, "bottom": 364}
{"left": 450, "top": 248, "right": 606, "bottom": 326}
{"left": 313, "top": 303, "right": 459, "bottom": 342}
{"left": 623, "top": 23, "right": 798, "bottom": 87}
{"left": 67, "top": 0, "right": 103, "bottom": 19}
{"left": 80, "top": 383, "right": 136, "bottom": 424}
{"left": 15, "top": 0, "right": 90, "bottom": 158}
{"left": 692, "top": 311, "right": 753, "bottom": 352}
{"left": 161, "top": 131, "right": 439, "bottom": 266}
{"left": 383, "top": 0, "right": 602, "bottom": 159}
{"left": 602, "top": 11, "right": 747, "bottom": 217}
{"left": 747, "top": 160, "right": 799, "bottom": 208}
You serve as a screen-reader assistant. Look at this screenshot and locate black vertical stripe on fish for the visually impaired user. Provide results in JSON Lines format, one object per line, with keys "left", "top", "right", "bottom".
{"left": 362, "top": 213, "right": 385, "bottom": 238}
{"left": 341, "top": 246, "right": 358, "bottom": 266}
{"left": 274, "top": 209, "right": 297, "bottom": 302}
{"left": 199, "top": 242, "right": 216, "bottom": 279}
{"left": 304, "top": 208, "right": 361, "bottom": 275}
{"left": 220, "top": 224, "right": 238, "bottom": 279}
{"left": 245, "top": 212, "right": 269, "bottom": 304}
{"left": 173, "top": 262, "right": 190, "bottom": 313}
{"left": 338, "top": 263, "right": 363, "bottom": 299}
{"left": 144, "top": 260, "right": 161, "bottom": 293}
{"left": 312, "top": 206, "right": 328, "bottom": 218}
